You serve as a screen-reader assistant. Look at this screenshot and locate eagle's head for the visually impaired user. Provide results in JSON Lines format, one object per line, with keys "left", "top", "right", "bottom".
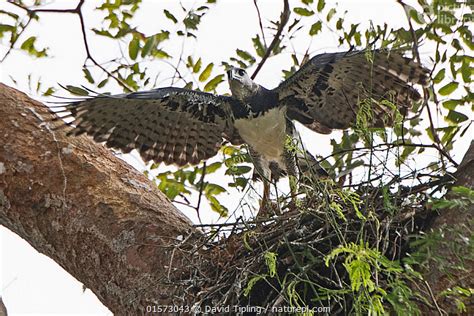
{"left": 227, "top": 67, "right": 259, "bottom": 101}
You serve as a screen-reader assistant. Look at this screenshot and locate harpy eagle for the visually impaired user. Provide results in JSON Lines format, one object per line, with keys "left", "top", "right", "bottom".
{"left": 52, "top": 50, "right": 428, "bottom": 210}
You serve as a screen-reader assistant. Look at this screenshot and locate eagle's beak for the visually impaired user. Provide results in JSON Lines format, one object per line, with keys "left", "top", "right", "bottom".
{"left": 226, "top": 69, "right": 233, "bottom": 81}
{"left": 227, "top": 67, "right": 244, "bottom": 83}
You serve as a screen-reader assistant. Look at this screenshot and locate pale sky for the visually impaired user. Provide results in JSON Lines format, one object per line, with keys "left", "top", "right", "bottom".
{"left": 0, "top": 0, "right": 470, "bottom": 314}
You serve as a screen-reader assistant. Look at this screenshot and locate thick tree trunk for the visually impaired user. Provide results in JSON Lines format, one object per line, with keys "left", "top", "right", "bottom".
{"left": 0, "top": 83, "right": 199, "bottom": 314}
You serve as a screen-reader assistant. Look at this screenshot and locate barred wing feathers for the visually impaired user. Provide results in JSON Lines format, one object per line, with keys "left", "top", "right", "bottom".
{"left": 278, "top": 50, "right": 429, "bottom": 132}
{"left": 52, "top": 87, "right": 241, "bottom": 166}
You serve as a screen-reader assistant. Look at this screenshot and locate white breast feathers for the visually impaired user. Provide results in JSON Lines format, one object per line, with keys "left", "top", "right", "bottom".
{"left": 234, "top": 106, "right": 288, "bottom": 169}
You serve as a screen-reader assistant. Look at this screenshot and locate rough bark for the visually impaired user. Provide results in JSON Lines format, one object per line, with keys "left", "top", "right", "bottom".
{"left": 0, "top": 83, "right": 199, "bottom": 314}
{"left": 0, "top": 297, "right": 7, "bottom": 316}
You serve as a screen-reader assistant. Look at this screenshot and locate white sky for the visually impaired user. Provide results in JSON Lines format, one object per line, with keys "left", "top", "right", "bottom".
{"left": 0, "top": 0, "right": 470, "bottom": 314}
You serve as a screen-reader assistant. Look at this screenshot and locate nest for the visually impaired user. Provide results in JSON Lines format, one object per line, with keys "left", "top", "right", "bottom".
{"left": 165, "top": 174, "right": 453, "bottom": 315}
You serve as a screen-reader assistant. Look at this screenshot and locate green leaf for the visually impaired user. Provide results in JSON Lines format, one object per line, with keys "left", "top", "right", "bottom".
{"left": 154, "top": 31, "right": 170, "bottom": 43}
{"left": 197, "top": 6, "right": 209, "bottom": 11}
{"left": 243, "top": 275, "right": 265, "bottom": 297}
{"left": 20, "top": 36, "right": 47, "bottom": 58}
{"left": 199, "top": 62, "right": 213, "bottom": 82}
{"left": 433, "top": 68, "right": 445, "bottom": 84}
{"left": 205, "top": 162, "right": 222, "bottom": 174}
{"left": 163, "top": 9, "right": 177, "bottom": 23}
{"left": 460, "top": 58, "right": 471, "bottom": 83}
{"left": 326, "top": 8, "right": 336, "bottom": 21}
{"left": 452, "top": 186, "right": 474, "bottom": 200}
{"left": 225, "top": 165, "right": 252, "bottom": 176}
{"left": 153, "top": 49, "right": 171, "bottom": 59}
{"left": 252, "top": 35, "right": 265, "bottom": 57}
{"left": 128, "top": 35, "right": 140, "bottom": 60}
{"left": 92, "top": 28, "right": 114, "bottom": 38}
{"left": 228, "top": 177, "right": 248, "bottom": 189}
{"left": 65, "top": 85, "right": 89, "bottom": 96}
{"left": 42, "top": 87, "right": 55, "bottom": 96}
{"left": 236, "top": 49, "right": 256, "bottom": 63}
{"left": 97, "top": 78, "right": 108, "bottom": 88}
{"left": 0, "top": 10, "right": 19, "bottom": 20}
{"left": 203, "top": 74, "right": 224, "bottom": 92}
{"left": 204, "top": 183, "right": 226, "bottom": 196}
{"left": 183, "top": 12, "right": 201, "bottom": 30}
{"left": 264, "top": 252, "right": 277, "bottom": 277}
{"left": 82, "top": 68, "right": 94, "bottom": 84}
{"left": 208, "top": 195, "right": 228, "bottom": 217}
{"left": 141, "top": 36, "right": 155, "bottom": 57}
{"left": 438, "top": 82, "right": 459, "bottom": 95}
{"left": 309, "top": 21, "right": 322, "bottom": 36}
{"left": 230, "top": 57, "right": 247, "bottom": 69}
{"left": 0, "top": 24, "right": 14, "bottom": 33}
{"left": 193, "top": 57, "right": 202, "bottom": 73}
{"left": 442, "top": 99, "right": 461, "bottom": 110}
{"left": 317, "top": 0, "right": 325, "bottom": 12}
{"left": 446, "top": 110, "right": 468, "bottom": 124}
{"left": 293, "top": 7, "right": 314, "bottom": 16}
{"left": 408, "top": 6, "right": 424, "bottom": 24}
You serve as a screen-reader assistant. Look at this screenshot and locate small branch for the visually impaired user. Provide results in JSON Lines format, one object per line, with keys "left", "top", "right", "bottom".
{"left": 7, "top": 0, "right": 83, "bottom": 15}
{"left": 424, "top": 280, "right": 444, "bottom": 315}
{"left": 396, "top": 0, "right": 420, "bottom": 63}
{"left": 76, "top": 10, "right": 132, "bottom": 92}
{"left": 6, "top": 0, "right": 133, "bottom": 92}
{"left": 0, "top": 14, "right": 32, "bottom": 63}
{"left": 253, "top": 0, "right": 267, "bottom": 47}
{"left": 195, "top": 162, "right": 206, "bottom": 224}
{"left": 319, "top": 142, "right": 459, "bottom": 168}
{"left": 251, "top": 0, "right": 290, "bottom": 79}
{"left": 396, "top": 0, "right": 450, "bottom": 169}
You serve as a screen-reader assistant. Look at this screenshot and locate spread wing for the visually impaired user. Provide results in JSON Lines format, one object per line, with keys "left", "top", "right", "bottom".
{"left": 276, "top": 50, "right": 430, "bottom": 132}
{"left": 50, "top": 87, "right": 243, "bottom": 166}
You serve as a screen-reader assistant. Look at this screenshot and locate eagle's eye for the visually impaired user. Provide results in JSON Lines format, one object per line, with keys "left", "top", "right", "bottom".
{"left": 238, "top": 69, "right": 246, "bottom": 76}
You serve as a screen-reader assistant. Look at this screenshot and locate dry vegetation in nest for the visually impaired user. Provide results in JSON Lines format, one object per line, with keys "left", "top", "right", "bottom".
{"left": 163, "top": 171, "right": 459, "bottom": 315}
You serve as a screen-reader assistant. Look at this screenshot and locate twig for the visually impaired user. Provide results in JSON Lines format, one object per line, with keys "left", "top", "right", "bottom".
{"left": 319, "top": 142, "right": 458, "bottom": 167}
{"left": 396, "top": 0, "right": 451, "bottom": 169}
{"left": 76, "top": 10, "right": 132, "bottom": 92}
{"left": 253, "top": 0, "right": 267, "bottom": 47}
{"left": 424, "top": 280, "right": 445, "bottom": 315}
{"left": 7, "top": 0, "right": 133, "bottom": 92}
{"left": 0, "top": 15, "right": 32, "bottom": 63}
{"left": 195, "top": 162, "right": 207, "bottom": 224}
{"left": 251, "top": 0, "right": 290, "bottom": 79}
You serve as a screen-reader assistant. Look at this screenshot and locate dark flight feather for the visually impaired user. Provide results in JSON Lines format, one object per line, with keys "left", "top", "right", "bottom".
{"left": 50, "top": 88, "right": 243, "bottom": 166}
{"left": 277, "top": 50, "right": 429, "bottom": 132}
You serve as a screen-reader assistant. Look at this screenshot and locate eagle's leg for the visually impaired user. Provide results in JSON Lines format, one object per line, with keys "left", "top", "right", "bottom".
{"left": 283, "top": 147, "right": 300, "bottom": 213}
{"left": 254, "top": 158, "right": 281, "bottom": 218}
{"left": 249, "top": 148, "right": 273, "bottom": 218}
{"left": 260, "top": 180, "right": 271, "bottom": 215}
{"left": 256, "top": 179, "right": 279, "bottom": 219}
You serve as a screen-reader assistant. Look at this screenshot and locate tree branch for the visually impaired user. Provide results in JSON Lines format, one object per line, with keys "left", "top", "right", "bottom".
{"left": 251, "top": 0, "right": 290, "bottom": 79}
{"left": 6, "top": 0, "right": 133, "bottom": 92}
{"left": 0, "top": 84, "right": 199, "bottom": 313}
